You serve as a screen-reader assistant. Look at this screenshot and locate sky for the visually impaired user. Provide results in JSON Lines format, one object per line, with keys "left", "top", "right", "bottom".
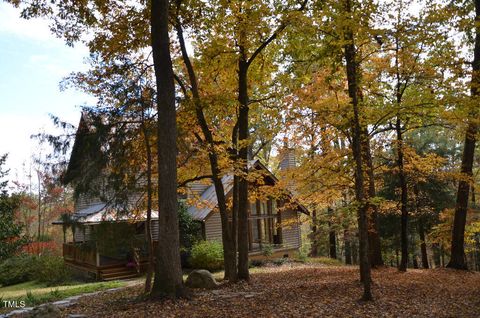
{"left": 0, "top": 2, "right": 95, "bottom": 185}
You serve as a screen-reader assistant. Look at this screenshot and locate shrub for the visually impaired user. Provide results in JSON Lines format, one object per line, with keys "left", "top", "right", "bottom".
{"left": 189, "top": 240, "right": 223, "bottom": 271}
{"left": 0, "top": 193, "right": 27, "bottom": 262}
{"left": 261, "top": 244, "right": 274, "bottom": 257}
{"left": 34, "top": 254, "right": 73, "bottom": 286}
{"left": 178, "top": 202, "right": 202, "bottom": 249}
{"left": 307, "top": 256, "right": 344, "bottom": 266}
{"left": 0, "top": 254, "right": 72, "bottom": 286}
{"left": 0, "top": 254, "right": 38, "bottom": 286}
{"left": 296, "top": 245, "right": 309, "bottom": 263}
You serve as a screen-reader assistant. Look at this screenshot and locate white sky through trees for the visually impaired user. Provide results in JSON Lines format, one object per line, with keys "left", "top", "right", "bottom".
{"left": 0, "top": 2, "right": 94, "bottom": 186}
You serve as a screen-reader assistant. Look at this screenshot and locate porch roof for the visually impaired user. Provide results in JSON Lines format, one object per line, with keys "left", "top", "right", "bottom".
{"left": 53, "top": 203, "right": 159, "bottom": 224}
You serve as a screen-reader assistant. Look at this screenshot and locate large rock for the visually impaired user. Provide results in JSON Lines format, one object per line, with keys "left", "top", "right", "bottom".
{"left": 185, "top": 270, "right": 219, "bottom": 289}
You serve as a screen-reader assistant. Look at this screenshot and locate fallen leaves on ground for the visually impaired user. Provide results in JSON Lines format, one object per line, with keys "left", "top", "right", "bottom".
{"left": 58, "top": 264, "right": 480, "bottom": 317}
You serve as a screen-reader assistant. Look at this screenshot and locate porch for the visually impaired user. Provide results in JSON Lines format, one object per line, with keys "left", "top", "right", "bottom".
{"left": 62, "top": 242, "right": 156, "bottom": 280}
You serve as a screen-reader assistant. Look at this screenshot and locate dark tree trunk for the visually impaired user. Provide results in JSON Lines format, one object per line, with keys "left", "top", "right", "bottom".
{"left": 37, "top": 171, "right": 41, "bottom": 242}
{"left": 141, "top": 112, "right": 154, "bottom": 294}
{"left": 413, "top": 256, "right": 418, "bottom": 269}
{"left": 175, "top": 18, "right": 237, "bottom": 282}
{"left": 413, "top": 184, "right": 429, "bottom": 269}
{"left": 237, "top": 54, "right": 250, "bottom": 281}
{"left": 344, "top": 229, "right": 352, "bottom": 265}
{"left": 352, "top": 236, "right": 358, "bottom": 265}
{"left": 329, "top": 227, "right": 337, "bottom": 259}
{"left": 231, "top": 121, "right": 239, "bottom": 267}
{"left": 472, "top": 185, "right": 476, "bottom": 204}
{"left": 447, "top": 122, "right": 477, "bottom": 270}
{"left": 418, "top": 218, "right": 429, "bottom": 269}
{"left": 150, "top": 0, "right": 184, "bottom": 298}
{"left": 232, "top": 0, "right": 301, "bottom": 280}
{"left": 310, "top": 209, "right": 318, "bottom": 257}
{"left": 447, "top": 0, "right": 480, "bottom": 270}
{"left": 232, "top": 174, "right": 239, "bottom": 270}
{"left": 395, "top": 117, "right": 409, "bottom": 272}
{"left": 328, "top": 207, "right": 337, "bottom": 259}
{"left": 343, "top": 0, "right": 372, "bottom": 300}
{"left": 363, "top": 137, "right": 383, "bottom": 267}
{"left": 395, "top": 245, "right": 399, "bottom": 267}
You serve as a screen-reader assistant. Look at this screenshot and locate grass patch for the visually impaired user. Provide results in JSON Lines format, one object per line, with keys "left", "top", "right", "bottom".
{"left": 0, "top": 280, "right": 125, "bottom": 313}
{"left": 304, "top": 257, "right": 344, "bottom": 266}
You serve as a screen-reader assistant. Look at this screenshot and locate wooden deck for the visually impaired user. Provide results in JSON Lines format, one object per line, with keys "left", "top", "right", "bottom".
{"left": 63, "top": 243, "right": 150, "bottom": 281}
{"left": 64, "top": 259, "right": 147, "bottom": 280}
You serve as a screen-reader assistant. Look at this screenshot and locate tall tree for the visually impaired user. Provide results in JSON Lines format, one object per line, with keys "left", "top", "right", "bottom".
{"left": 173, "top": 2, "right": 238, "bottom": 281}
{"left": 150, "top": 0, "right": 184, "bottom": 297}
{"left": 7, "top": 0, "right": 186, "bottom": 297}
{"left": 342, "top": 0, "right": 373, "bottom": 300}
{"left": 233, "top": 0, "right": 308, "bottom": 280}
{"left": 448, "top": 0, "right": 480, "bottom": 270}
{"left": 0, "top": 154, "right": 26, "bottom": 261}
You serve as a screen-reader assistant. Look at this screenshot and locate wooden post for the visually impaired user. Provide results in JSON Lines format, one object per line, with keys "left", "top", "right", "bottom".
{"left": 256, "top": 200, "right": 263, "bottom": 248}
{"left": 248, "top": 203, "right": 253, "bottom": 251}
{"left": 96, "top": 251, "right": 100, "bottom": 267}
{"left": 267, "top": 199, "right": 273, "bottom": 243}
{"left": 95, "top": 240, "right": 100, "bottom": 267}
{"left": 277, "top": 200, "right": 283, "bottom": 244}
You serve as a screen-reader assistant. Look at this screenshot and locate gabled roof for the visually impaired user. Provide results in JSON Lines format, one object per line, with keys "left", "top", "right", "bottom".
{"left": 187, "top": 174, "right": 234, "bottom": 221}
{"left": 63, "top": 113, "right": 90, "bottom": 185}
{"left": 188, "top": 159, "right": 309, "bottom": 221}
{"left": 62, "top": 112, "right": 106, "bottom": 186}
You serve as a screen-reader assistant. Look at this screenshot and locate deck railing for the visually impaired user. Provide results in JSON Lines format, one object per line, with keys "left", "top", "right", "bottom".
{"left": 63, "top": 242, "right": 97, "bottom": 267}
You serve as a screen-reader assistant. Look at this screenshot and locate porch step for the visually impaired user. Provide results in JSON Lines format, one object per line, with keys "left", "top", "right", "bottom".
{"left": 102, "top": 272, "right": 140, "bottom": 281}
{"left": 101, "top": 266, "right": 131, "bottom": 274}
{"left": 101, "top": 269, "right": 136, "bottom": 278}
{"left": 99, "top": 265, "right": 141, "bottom": 281}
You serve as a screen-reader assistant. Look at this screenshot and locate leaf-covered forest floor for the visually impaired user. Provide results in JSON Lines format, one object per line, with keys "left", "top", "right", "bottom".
{"left": 51, "top": 264, "right": 479, "bottom": 317}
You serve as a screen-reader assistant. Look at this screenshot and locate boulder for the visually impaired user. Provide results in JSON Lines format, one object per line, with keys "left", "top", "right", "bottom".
{"left": 185, "top": 270, "right": 219, "bottom": 289}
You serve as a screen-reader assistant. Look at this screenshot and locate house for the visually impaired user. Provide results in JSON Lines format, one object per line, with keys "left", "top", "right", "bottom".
{"left": 188, "top": 159, "right": 307, "bottom": 256}
{"left": 54, "top": 114, "right": 307, "bottom": 280}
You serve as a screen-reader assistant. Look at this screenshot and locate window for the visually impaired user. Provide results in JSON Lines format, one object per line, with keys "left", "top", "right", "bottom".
{"left": 248, "top": 199, "right": 282, "bottom": 251}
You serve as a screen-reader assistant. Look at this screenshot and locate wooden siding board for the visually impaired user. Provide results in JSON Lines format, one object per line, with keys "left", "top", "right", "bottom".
{"left": 151, "top": 220, "right": 159, "bottom": 241}
{"left": 280, "top": 209, "right": 300, "bottom": 249}
{"left": 204, "top": 211, "right": 223, "bottom": 242}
